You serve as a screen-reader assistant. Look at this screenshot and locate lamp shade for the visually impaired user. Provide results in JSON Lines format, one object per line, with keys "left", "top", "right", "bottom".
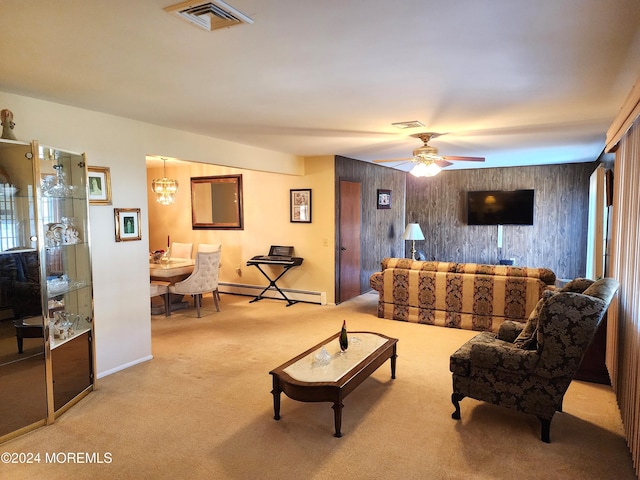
{"left": 402, "top": 223, "right": 425, "bottom": 241}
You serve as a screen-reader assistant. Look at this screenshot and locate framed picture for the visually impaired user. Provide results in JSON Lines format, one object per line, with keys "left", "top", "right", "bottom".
{"left": 114, "top": 208, "right": 141, "bottom": 242}
{"left": 377, "top": 189, "right": 391, "bottom": 209}
{"left": 88, "top": 166, "right": 112, "bottom": 205}
{"left": 290, "top": 189, "right": 312, "bottom": 223}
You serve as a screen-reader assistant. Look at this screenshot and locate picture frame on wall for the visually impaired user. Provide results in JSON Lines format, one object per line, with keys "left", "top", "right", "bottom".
{"left": 377, "top": 189, "right": 391, "bottom": 209}
{"left": 88, "top": 166, "right": 112, "bottom": 205}
{"left": 290, "top": 189, "right": 312, "bottom": 223}
{"left": 114, "top": 208, "right": 141, "bottom": 242}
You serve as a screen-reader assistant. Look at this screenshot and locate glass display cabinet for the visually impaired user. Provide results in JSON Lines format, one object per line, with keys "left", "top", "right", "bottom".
{"left": 0, "top": 139, "right": 94, "bottom": 442}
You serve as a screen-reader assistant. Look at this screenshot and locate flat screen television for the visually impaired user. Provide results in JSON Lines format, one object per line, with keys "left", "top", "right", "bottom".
{"left": 466, "top": 189, "right": 535, "bottom": 225}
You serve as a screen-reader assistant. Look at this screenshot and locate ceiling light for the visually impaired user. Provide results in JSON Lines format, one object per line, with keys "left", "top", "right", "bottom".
{"left": 152, "top": 159, "right": 179, "bottom": 205}
{"left": 410, "top": 161, "right": 441, "bottom": 177}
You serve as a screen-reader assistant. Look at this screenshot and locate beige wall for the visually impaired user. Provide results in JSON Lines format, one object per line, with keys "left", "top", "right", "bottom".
{"left": 0, "top": 90, "right": 324, "bottom": 379}
{"left": 147, "top": 157, "right": 336, "bottom": 301}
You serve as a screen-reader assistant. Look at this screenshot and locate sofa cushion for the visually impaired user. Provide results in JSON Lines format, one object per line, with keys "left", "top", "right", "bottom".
{"left": 380, "top": 258, "right": 457, "bottom": 272}
{"left": 456, "top": 263, "right": 556, "bottom": 285}
{"left": 497, "top": 320, "right": 526, "bottom": 343}
{"left": 470, "top": 339, "right": 539, "bottom": 373}
{"left": 514, "top": 289, "right": 556, "bottom": 350}
{"left": 559, "top": 278, "right": 594, "bottom": 293}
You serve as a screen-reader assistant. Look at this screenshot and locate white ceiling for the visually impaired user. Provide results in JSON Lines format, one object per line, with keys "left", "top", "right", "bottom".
{"left": 1, "top": 0, "right": 639, "bottom": 171}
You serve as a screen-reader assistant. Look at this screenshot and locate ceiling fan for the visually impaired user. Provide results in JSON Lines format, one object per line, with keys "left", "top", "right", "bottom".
{"left": 374, "top": 132, "right": 485, "bottom": 177}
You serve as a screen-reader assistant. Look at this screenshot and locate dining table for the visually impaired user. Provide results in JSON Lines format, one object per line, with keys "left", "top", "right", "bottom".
{"left": 149, "top": 257, "right": 195, "bottom": 282}
{"left": 149, "top": 258, "right": 195, "bottom": 314}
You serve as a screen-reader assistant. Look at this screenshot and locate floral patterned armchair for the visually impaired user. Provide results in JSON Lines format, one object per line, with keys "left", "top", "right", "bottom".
{"left": 449, "top": 277, "right": 619, "bottom": 442}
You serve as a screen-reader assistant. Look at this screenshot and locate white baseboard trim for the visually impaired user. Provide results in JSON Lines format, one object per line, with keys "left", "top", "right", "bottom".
{"left": 96, "top": 354, "right": 153, "bottom": 379}
{"left": 219, "top": 282, "right": 326, "bottom": 305}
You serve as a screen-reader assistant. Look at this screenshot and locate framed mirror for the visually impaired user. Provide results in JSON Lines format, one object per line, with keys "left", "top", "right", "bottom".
{"left": 191, "top": 174, "right": 244, "bottom": 230}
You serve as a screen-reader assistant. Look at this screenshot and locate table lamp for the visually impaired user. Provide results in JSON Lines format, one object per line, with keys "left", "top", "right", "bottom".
{"left": 402, "top": 223, "right": 425, "bottom": 260}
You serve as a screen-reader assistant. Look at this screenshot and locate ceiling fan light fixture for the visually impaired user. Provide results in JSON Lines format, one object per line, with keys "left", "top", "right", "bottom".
{"left": 410, "top": 161, "right": 441, "bottom": 177}
{"left": 413, "top": 144, "right": 441, "bottom": 159}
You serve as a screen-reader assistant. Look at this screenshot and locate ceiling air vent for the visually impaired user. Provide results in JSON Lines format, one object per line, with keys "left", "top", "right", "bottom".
{"left": 391, "top": 121, "right": 425, "bottom": 129}
{"left": 165, "top": 0, "right": 253, "bottom": 31}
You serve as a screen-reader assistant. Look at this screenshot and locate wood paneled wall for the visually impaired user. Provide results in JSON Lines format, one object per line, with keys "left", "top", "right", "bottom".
{"left": 335, "top": 156, "right": 406, "bottom": 296}
{"left": 335, "top": 157, "right": 595, "bottom": 297}
{"left": 406, "top": 163, "right": 596, "bottom": 280}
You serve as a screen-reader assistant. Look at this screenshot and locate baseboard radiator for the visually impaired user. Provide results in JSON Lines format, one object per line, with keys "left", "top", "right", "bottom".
{"left": 219, "top": 282, "right": 326, "bottom": 305}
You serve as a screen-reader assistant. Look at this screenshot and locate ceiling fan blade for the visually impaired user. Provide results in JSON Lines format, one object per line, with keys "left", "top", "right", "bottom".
{"left": 435, "top": 160, "right": 453, "bottom": 168}
{"left": 373, "top": 157, "right": 413, "bottom": 163}
{"left": 442, "top": 155, "right": 485, "bottom": 162}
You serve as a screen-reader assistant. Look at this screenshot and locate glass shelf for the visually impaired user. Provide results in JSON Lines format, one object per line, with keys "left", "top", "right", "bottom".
{"left": 46, "top": 280, "right": 91, "bottom": 299}
{"left": 50, "top": 325, "right": 92, "bottom": 350}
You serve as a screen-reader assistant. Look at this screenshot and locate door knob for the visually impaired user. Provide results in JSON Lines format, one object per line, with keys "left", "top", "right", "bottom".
{"left": 340, "top": 247, "right": 347, "bottom": 251}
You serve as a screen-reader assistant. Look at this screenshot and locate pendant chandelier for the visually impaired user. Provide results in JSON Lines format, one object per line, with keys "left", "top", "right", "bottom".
{"left": 151, "top": 159, "right": 179, "bottom": 205}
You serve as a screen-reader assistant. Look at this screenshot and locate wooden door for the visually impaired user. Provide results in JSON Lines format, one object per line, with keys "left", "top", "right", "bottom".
{"left": 338, "top": 180, "right": 361, "bottom": 302}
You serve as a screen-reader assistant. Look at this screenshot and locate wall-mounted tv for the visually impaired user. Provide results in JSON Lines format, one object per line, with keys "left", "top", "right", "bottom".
{"left": 466, "top": 189, "right": 535, "bottom": 225}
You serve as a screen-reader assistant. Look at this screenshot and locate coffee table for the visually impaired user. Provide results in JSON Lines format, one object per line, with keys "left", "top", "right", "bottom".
{"left": 269, "top": 331, "right": 398, "bottom": 437}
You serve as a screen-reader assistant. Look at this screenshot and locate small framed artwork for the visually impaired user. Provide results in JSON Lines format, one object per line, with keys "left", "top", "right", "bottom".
{"left": 377, "top": 189, "right": 391, "bottom": 209}
{"left": 114, "top": 208, "right": 141, "bottom": 242}
{"left": 290, "top": 189, "right": 312, "bottom": 223}
{"left": 88, "top": 166, "right": 112, "bottom": 205}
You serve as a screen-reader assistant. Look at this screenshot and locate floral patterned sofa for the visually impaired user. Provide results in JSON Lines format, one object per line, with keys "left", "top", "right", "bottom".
{"left": 449, "top": 277, "right": 619, "bottom": 442}
{"left": 369, "top": 258, "right": 556, "bottom": 332}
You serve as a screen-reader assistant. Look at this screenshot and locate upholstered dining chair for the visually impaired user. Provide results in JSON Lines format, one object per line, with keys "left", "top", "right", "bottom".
{"left": 197, "top": 243, "right": 221, "bottom": 253}
{"left": 198, "top": 244, "right": 222, "bottom": 301}
{"left": 170, "top": 242, "right": 193, "bottom": 259}
{"left": 150, "top": 280, "right": 171, "bottom": 316}
{"left": 169, "top": 250, "right": 221, "bottom": 317}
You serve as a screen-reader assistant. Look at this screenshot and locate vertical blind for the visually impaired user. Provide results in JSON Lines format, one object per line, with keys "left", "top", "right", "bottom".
{"left": 606, "top": 118, "right": 640, "bottom": 477}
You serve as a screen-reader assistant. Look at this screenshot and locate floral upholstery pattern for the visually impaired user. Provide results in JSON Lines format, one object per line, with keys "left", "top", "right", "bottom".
{"left": 449, "top": 277, "right": 619, "bottom": 442}
{"left": 456, "top": 263, "right": 557, "bottom": 285}
{"left": 370, "top": 258, "right": 556, "bottom": 332}
{"left": 513, "top": 289, "right": 556, "bottom": 349}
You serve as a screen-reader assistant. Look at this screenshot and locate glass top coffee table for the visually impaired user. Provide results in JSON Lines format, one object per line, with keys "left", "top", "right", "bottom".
{"left": 269, "top": 331, "right": 398, "bottom": 437}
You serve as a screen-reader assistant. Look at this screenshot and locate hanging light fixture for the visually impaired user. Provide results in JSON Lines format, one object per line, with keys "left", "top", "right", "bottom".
{"left": 152, "top": 158, "right": 179, "bottom": 205}
{"left": 409, "top": 135, "right": 443, "bottom": 177}
{"left": 410, "top": 160, "right": 442, "bottom": 177}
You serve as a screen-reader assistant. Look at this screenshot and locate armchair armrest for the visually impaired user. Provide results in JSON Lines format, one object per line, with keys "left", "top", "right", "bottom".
{"left": 496, "top": 320, "right": 526, "bottom": 343}
{"left": 470, "top": 341, "right": 539, "bottom": 373}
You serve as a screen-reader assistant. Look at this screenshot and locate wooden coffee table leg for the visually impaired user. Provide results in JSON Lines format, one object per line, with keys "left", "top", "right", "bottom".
{"left": 390, "top": 344, "right": 397, "bottom": 379}
{"left": 332, "top": 401, "right": 343, "bottom": 437}
{"left": 271, "top": 375, "right": 281, "bottom": 420}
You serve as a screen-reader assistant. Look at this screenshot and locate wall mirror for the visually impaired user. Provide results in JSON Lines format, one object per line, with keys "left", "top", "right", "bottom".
{"left": 191, "top": 174, "right": 244, "bottom": 230}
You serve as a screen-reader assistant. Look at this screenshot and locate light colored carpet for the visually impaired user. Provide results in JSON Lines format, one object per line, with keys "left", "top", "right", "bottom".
{"left": 1, "top": 292, "right": 636, "bottom": 480}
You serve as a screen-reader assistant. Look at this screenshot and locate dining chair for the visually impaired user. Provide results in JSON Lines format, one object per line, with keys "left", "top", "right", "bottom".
{"left": 150, "top": 280, "right": 171, "bottom": 316}
{"left": 169, "top": 250, "right": 221, "bottom": 317}
{"left": 170, "top": 242, "right": 193, "bottom": 259}
{"left": 197, "top": 243, "right": 221, "bottom": 253}
{"left": 198, "top": 244, "right": 222, "bottom": 301}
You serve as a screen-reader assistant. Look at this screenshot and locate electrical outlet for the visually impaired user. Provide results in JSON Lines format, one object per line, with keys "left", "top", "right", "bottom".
{"left": 323, "top": 238, "right": 328, "bottom": 247}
